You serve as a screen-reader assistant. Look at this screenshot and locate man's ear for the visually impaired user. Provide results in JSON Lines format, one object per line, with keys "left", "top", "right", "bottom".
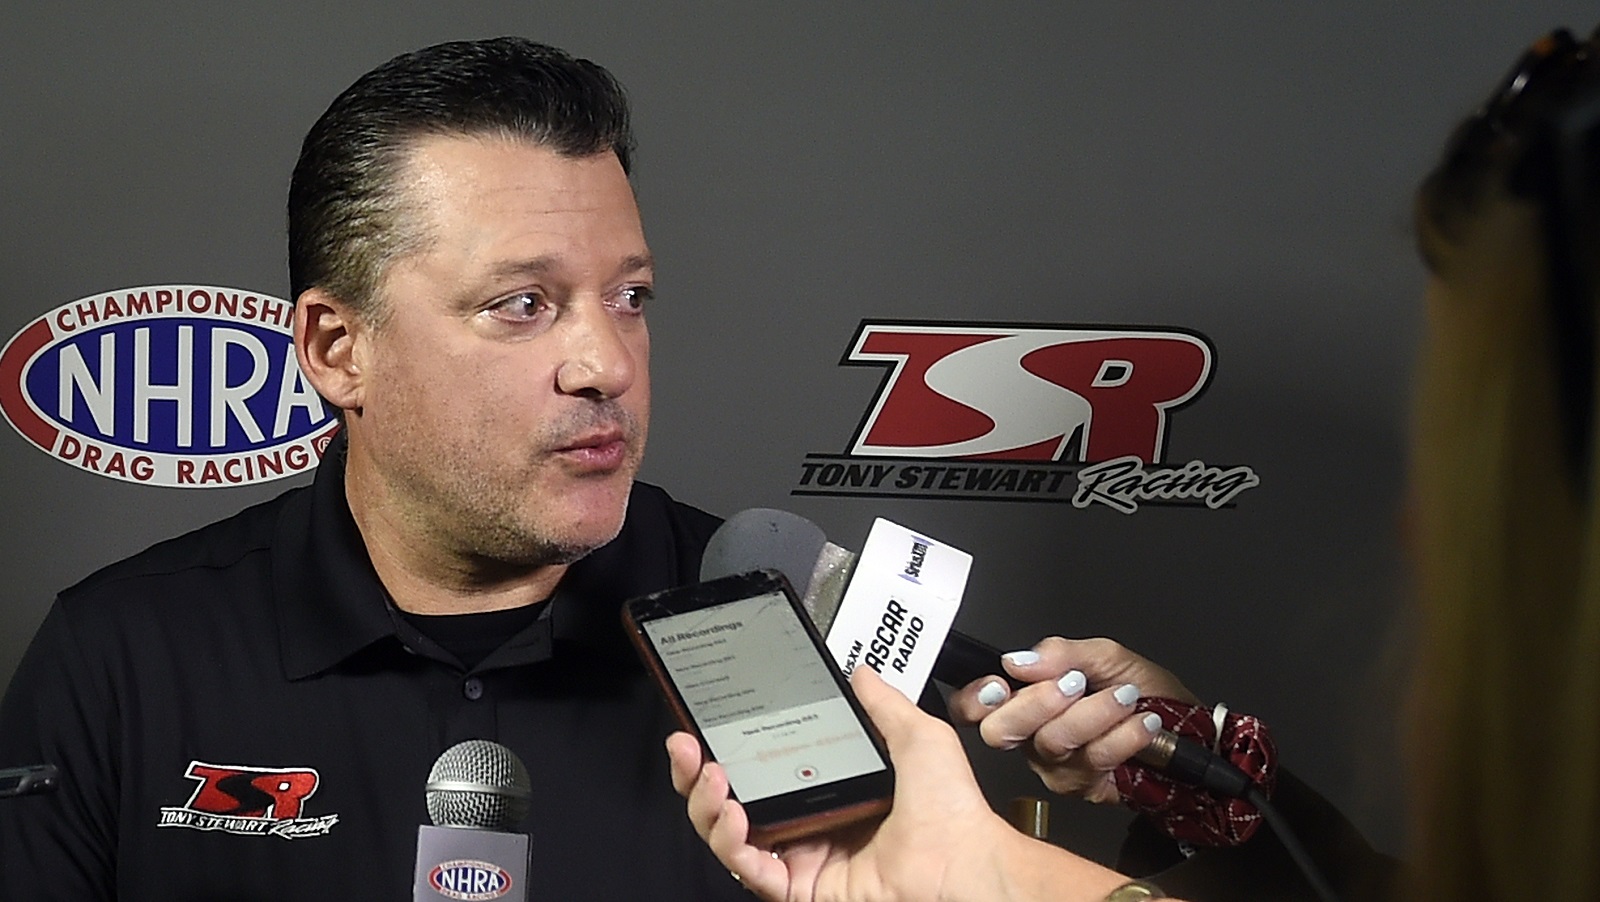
{"left": 294, "top": 287, "right": 365, "bottom": 414}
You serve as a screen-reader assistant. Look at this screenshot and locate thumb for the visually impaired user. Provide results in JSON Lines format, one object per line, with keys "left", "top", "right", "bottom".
{"left": 849, "top": 666, "right": 923, "bottom": 748}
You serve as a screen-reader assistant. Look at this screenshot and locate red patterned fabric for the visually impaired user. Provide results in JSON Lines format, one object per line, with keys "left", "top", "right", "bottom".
{"left": 1111, "top": 697, "right": 1277, "bottom": 847}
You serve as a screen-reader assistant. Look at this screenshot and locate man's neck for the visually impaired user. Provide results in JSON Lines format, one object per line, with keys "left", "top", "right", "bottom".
{"left": 343, "top": 452, "right": 569, "bottom": 615}
{"left": 361, "top": 533, "right": 569, "bottom": 614}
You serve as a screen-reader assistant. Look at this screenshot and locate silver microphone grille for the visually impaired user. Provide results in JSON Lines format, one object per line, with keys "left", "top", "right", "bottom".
{"left": 424, "top": 739, "right": 532, "bottom": 830}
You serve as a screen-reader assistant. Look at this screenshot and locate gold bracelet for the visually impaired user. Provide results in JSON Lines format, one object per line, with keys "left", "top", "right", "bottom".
{"left": 1101, "top": 879, "right": 1165, "bottom": 901}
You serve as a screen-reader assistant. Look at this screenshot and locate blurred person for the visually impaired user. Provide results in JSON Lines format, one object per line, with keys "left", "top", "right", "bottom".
{"left": 1405, "top": 24, "right": 1600, "bottom": 901}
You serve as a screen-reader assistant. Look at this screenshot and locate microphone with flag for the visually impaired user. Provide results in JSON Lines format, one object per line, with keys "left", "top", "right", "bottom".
{"left": 414, "top": 739, "right": 532, "bottom": 902}
{"left": 701, "top": 508, "right": 999, "bottom": 701}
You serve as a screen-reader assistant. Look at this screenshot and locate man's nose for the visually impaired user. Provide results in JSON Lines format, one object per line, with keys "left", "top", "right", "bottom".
{"left": 554, "top": 300, "right": 638, "bottom": 399}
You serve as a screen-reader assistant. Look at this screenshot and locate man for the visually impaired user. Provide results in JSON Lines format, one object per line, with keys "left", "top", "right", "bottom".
{"left": 0, "top": 37, "right": 746, "bottom": 900}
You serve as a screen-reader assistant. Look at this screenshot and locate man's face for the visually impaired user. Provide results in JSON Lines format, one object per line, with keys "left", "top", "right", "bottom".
{"left": 346, "top": 135, "right": 651, "bottom": 567}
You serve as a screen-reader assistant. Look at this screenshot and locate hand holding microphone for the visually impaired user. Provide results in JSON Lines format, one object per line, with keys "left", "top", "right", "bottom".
{"left": 945, "top": 637, "right": 1199, "bottom": 804}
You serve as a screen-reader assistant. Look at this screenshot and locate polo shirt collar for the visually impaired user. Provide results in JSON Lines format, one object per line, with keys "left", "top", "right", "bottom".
{"left": 273, "top": 431, "right": 398, "bottom": 680}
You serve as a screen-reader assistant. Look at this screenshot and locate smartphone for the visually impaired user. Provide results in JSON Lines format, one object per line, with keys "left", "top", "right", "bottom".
{"left": 623, "top": 569, "right": 894, "bottom": 845}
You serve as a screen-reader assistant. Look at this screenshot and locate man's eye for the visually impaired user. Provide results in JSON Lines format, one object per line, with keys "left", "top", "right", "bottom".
{"left": 488, "top": 292, "right": 547, "bottom": 321}
{"left": 619, "top": 286, "right": 653, "bottom": 311}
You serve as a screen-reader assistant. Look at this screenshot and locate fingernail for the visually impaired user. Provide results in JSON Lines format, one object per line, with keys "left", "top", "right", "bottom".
{"left": 1142, "top": 712, "right": 1163, "bottom": 734}
{"left": 1002, "top": 650, "right": 1040, "bottom": 666}
{"left": 977, "top": 680, "right": 1007, "bottom": 707}
{"left": 1113, "top": 683, "right": 1141, "bottom": 706}
{"left": 1056, "top": 670, "right": 1086, "bottom": 697}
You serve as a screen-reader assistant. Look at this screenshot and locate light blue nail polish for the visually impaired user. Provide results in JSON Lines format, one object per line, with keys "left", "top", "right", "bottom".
{"left": 1056, "top": 670, "right": 1086, "bottom": 697}
{"left": 1142, "top": 712, "right": 1163, "bottom": 733}
{"left": 1002, "top": 650, "right": 1040, "bottom": 666}
{"left": 1114, "top": 683, "right": 1141, "bottom": 706}
{"left": 977, "top": 681, "right": 1006, "bottom": 707}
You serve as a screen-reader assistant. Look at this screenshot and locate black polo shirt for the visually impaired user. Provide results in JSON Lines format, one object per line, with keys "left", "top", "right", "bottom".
{"left": 0, "top": 444, "right": 746, "bottom": 901}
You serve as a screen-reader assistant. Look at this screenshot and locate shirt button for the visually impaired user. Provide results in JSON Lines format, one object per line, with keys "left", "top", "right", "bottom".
{"left": 462, "top": 677, "right": 484, "bottom": 701}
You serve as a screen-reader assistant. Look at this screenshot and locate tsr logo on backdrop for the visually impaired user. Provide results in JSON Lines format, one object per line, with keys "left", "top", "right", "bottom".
{"left": 0, "top": 285, "right": 340, "bottom": 487}
{"left": 793, "top": 321, "right": 1259, "bottom": 513}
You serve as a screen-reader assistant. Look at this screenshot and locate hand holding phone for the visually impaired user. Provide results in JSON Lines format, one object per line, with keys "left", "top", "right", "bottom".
{"left": 623, "top": 569, "right": 894, "bottom": 845}
{"left": 667, "top": 665, "right": 1137, "bottom": 902}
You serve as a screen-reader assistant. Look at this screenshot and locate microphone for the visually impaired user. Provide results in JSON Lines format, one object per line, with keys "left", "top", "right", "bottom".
{"left": 704, "top": 508, "right": 974, "bottom": 702}
{"left": 699, "top": 509, "right": 1251, "bottom": 798}
{"left": 0, "top": 764, "right": 59, "bottom": 799}
{"left": 414, "top": 740, "right": 532, "bottom": 902}
{"left": 701, "top": 508, "right": 1005, "bottom": 697}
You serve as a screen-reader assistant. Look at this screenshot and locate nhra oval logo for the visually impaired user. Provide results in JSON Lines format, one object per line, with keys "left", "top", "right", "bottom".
{"left": 428, "top": 860, "right": 513, "bottom": 900}
{"left": 0, "top": 285, "right": 340, "bottom": 487}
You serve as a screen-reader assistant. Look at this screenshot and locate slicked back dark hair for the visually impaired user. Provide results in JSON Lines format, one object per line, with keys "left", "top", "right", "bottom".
{"left": 287, "top": 37, "right": 635, "bottom": 321}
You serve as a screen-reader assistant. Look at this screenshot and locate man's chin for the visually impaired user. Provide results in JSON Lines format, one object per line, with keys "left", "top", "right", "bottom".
{"left": 477, "top": 526, "right": 615, "bottom": 570}
{"left": 526, "top": 485, "right": 634, "bottom": 564}
{"left": 525, "top": 542, "right": 601, "bottom": 568}
{"left": 469, "top": 468, "right": 636, "bottom": 568}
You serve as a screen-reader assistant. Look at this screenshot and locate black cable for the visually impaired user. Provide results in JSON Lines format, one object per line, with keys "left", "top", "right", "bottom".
{"left": 1137, "top": 733, "right": 1339, "bottom": 902}
{"left": 1247, "top": 784, "right": 1340, "bottom": 902}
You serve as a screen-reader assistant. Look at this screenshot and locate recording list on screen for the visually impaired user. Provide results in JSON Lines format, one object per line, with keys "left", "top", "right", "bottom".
{"left": 643, "top": 592, "right": 887, "bottom": 801}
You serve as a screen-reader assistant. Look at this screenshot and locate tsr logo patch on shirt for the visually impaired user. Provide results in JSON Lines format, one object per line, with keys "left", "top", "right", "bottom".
{"left": 157, "top": 760, "right": 339, "bottom": 839}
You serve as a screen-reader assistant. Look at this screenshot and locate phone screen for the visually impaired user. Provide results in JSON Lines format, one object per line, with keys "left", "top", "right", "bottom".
{"left": 640, "top": 589, "right": 888, "bottom": 802}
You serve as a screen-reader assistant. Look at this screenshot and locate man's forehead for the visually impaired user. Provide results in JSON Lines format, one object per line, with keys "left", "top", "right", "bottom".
{"left": 372, "top": 134, "right": 648, "bottom": 297}
{"left": 398, "top": 132, "right": 628, "bottom": 195}
{"left": 390, "top": 133, "right": 641, "bottom": 239}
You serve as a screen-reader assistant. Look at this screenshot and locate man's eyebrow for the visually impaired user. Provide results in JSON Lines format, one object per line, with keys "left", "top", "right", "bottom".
{"left": 617, "top": 253, "right": 655, "bottom": 276}
{"left": 484, "top": 253, "right": 655, "bottom": 281}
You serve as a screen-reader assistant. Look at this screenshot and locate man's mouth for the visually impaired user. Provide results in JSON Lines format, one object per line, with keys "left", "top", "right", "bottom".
{"left": 553, "top": 429, "right": 629, "bottom": 471}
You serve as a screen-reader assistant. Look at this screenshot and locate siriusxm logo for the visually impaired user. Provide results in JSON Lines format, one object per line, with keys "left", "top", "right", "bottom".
{"left": 0, "top": 286, "right": 340, "bottom": 487}
{"left": 899, "top": 537, "right": 931, "bottom": 584}
{"left": 429, "top": 860, "right": 512, "bottom": 900}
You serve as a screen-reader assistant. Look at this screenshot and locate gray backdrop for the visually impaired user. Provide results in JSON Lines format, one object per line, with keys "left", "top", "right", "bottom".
{"left": 4, "top": 0, "right": 1590, "bottom": 866}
